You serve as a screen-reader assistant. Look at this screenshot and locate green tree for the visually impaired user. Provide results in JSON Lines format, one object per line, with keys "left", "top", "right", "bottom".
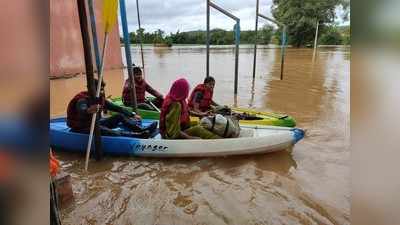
{"left": 240, "top": 30, "right": 256, "bottom": 44}
{"left": 135, "top": 28, "right": 145, "bottom": 44}
{"left": 318, "top": 25, "right": 343, "bottom": 45}
{"left": 210, "top": 29, "right": 228, "bottom": 44}
{"left": 340, "top": 25, "right": 350, "bottom": 45}
{"left": 272, "top": 0, "right": 349, "bottom": 47}
{"left": 154, "top": 29, "right": 165, "bottom": 43}
{"left": 128, "top": 32, "right": 137, "bottom": 44}
{"left": 258, "top": 25, "right": 274, "bottom": 44}
{"left": 164, "top": 36, "right": 173, "bottom": 47}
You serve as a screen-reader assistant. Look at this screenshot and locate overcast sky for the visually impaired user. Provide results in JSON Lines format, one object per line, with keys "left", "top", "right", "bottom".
{"left": 118, "top": 0, "right": 348, "bottom": 34}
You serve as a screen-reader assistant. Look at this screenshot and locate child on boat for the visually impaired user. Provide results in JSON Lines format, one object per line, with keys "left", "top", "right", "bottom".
{"left": 160, "top": 78, "right": 220, "bottom": 139}
{"left": 67, "top": 79, "right": 157, "bottom": 138}
{"left": 122, "top": 66, "right": 164, "bottom": 110}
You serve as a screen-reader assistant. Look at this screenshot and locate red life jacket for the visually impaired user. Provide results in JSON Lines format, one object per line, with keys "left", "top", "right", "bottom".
{"left": 159, "top": 95, "right": 190, "bottom": 138}
{"left": 66, "top": 91, "right": 104, "bottom": 130}
{"left": 188, "top": 84, "right": 213, "bottom": 112}
{"left": 122, "top": 79, "right": 147, "bottom": 106}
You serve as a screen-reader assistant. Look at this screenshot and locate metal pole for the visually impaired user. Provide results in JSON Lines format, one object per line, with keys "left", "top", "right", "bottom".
{"left": 313, "top": 20, "right": 319, "bottom": 58}
{"left": 280, "top": 26, "right": 287, "bottom": 80}
{"left": 254, "top": 12, "right": 286, "bottom": 80}
{"left": 206, "top": 0, "right": 210, "bottom": 77}
{"left": 252, "top": 0, "right": 259, "bottom": 79}
{"left": 209, "top": 2, "right": 239, "bottom": 20}
{"left": 88, "top": 0, "right": 101, "bottom": 73}
{"left": 234, "top": 21, "right": 240, "bottom": 95}
{"left": 77, "top": 0, "right": 102, "bottom": 161}
{"left": 207, "top": 1, "right": 240, "bottom": 93}
{"left": 258, "top": 14, "right": 284, "bottom": 26}
{"left": 249, "top": 78, "right": 255, "bottom": 107}
{"left": 120, "top": 0, "right": 138, "bottom": 112}
{"left": 136, "top": 0, "right": 145, "bottom": 78}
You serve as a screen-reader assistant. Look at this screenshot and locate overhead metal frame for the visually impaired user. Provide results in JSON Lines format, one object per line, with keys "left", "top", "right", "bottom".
{"left": 206, "top": 0, "right": 241, "bottom": 94}
{"left": 252, "top": 0, "right": 287, "bottom": 80}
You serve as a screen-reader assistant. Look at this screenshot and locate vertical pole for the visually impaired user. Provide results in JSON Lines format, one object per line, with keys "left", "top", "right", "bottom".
{"left": 249, "top": 78, "right": 255, "bottom": 107}
{"left": 120, "top": 0, "right": 138, "bottom": 112}
{"left": 88, "top": 0, "right": 101, "bottom": 73}
{"left": 252, "top": 0, "right": 259, "bottom": 79}
{"left": 313, "top": 20, "right": 319, "bottom": 59}
{"left": 280, "top": 26, "right": 287, "bottom": 80}
{"left": 77, "top": 0, "right": 102, "bottom": 161}
{"left": 136, "top": 0, "right": 145, "bottom": 78}
{"left": 234, "top": 21, "right": 240, "bottom": 95}
{"left": 206, "top": 0, "right": 210, "bottom": 78}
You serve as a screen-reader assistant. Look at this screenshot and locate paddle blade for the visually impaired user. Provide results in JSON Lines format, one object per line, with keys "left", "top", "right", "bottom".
{"left": 102, "top": 0, "right": 119, "bottom": 33}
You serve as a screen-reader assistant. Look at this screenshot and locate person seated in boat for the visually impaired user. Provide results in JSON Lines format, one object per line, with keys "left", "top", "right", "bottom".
{"left": 160, "top": 78, "right": 220, "bottom": 139}
{"left": 122, "top": 66, "right": 164, "bottom": 110}
{"left": 188, "top": 76, "right": 230, "bottom": 117}
{"left": 67, "top": 79, "right": 157, "bottom": 138}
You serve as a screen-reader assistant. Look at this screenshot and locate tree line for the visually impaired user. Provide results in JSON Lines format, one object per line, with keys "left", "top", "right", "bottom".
{"left": 123, "top": 24, "right": 275, "bottom": 46}
{"left": 121, "top": 24, "right": 349, "bottom": 46}
{"left": 121, "top": 0, "right": 350, "bottom": 47}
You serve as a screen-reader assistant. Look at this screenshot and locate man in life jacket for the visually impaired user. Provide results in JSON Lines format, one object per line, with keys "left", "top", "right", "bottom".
{"left": 67, "top": 79, "right": 157, "bottom": 138}
{"left": 188, "top": 76, "right": 224, "bottom": 117}
{"left": 122, "top": 66, "right": 164, "bottom": 110}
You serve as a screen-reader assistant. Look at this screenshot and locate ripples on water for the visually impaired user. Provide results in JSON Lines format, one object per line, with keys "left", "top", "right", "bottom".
{"left": 51, "top": 45, "right": 350, "bottom": 225}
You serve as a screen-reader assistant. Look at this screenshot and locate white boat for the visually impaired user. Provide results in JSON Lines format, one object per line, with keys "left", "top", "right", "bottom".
{"left": 50, "top": 118, "right": 304, "bottom": 157}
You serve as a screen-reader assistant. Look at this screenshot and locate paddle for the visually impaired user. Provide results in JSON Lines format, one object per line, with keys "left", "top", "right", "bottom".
{"left": 232, "top": 108, "right": 288, "bottom": 119}
{"left": 85, "top": 0, "right": 119, "bottom": 172}
{"left": 147, "top": 100, "right": 161, "bottom": 113}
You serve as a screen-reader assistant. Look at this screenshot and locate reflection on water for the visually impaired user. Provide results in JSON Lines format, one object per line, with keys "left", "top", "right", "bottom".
{"left": 51, "top": 45, "right": 350, "bottom": 225}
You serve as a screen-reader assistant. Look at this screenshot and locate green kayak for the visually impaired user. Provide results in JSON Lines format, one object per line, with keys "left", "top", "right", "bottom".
{"left": 111, "top": 97, "right": 296, "bottom": 127}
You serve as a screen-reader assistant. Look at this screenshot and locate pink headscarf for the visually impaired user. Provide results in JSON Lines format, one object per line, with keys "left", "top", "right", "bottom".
{"left": 168, "top": 78, "right": 190, "bottom": 101}
{"left": 160, "top": 78, "right": 191, "bottom": 137}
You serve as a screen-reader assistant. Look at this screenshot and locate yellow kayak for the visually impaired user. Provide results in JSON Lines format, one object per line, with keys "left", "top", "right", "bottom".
{"left": 190, "top": 108, "right": 295, "bottom": 127}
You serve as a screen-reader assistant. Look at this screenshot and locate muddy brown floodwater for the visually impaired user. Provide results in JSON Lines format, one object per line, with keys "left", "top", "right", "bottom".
{"left": 50, "top": 45, "right": 350, "bottom": 225}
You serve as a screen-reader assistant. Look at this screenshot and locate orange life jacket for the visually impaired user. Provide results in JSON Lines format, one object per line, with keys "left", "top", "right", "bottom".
{"left": 188, "top": 84, "right": 213, "bottom": 112}
{"left": 49, "top": 150, "right": 60, "bottom": 177}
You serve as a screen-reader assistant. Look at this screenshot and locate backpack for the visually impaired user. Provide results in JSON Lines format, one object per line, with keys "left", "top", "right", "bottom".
{"left": 200, "top": 114, "right": 240, "bottom": 138}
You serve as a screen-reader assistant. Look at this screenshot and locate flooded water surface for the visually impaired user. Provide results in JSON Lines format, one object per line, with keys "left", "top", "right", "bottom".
{"left": 50, "top": 45, "right": 350, "bottom": 225}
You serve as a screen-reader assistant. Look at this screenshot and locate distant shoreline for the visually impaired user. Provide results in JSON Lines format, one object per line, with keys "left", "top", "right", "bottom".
{"left": 120, "top": 44, "right": 350, "bottom": 48}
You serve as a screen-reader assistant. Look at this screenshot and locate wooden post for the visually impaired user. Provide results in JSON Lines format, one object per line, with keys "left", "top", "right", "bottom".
{"left": 77, "top": 0, "right": 102, "bottom": 160}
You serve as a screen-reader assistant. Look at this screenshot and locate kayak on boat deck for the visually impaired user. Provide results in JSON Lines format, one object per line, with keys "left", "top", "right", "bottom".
{"left": 111, "top": 97, "right": 296, "bottom": 127}
{"left": 50, "top": 117, "right": 304, "bottom": 157}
